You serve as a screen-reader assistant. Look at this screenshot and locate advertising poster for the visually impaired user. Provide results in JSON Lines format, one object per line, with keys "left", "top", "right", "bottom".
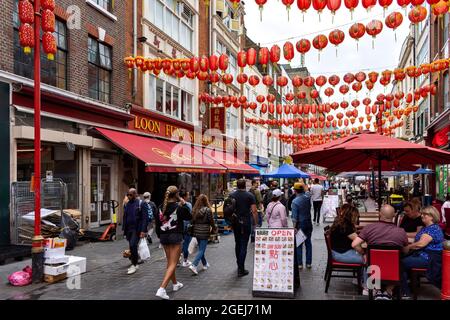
{"left": 438, "top": 165, "right": 444, "bottom": 199}
{"left": 252, "top": 228, "right": 295, "bottom": 299}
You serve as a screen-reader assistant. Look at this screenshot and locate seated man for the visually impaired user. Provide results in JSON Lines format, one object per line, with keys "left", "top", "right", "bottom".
{"left": 399, "top": 201, "right": 424, "bottom": 239}
{"left": 352, "top": 204, "right": 409, "bottom": 300}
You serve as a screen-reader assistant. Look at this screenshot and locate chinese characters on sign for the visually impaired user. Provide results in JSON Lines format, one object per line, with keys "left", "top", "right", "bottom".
{"left": 252, "top": 228, "right": 295, "bottom": 297}
{"left": 209, "top": 107, "right": 225, "bottom": 133}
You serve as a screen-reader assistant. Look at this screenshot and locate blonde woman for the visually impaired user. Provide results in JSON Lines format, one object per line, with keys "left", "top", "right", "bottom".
{"left": 154, "top": 186, "right": 192, "bottom": 299}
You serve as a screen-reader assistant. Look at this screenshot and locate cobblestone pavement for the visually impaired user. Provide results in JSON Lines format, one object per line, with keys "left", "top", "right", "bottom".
{"left": 0, "top": 200, "right": 442, "bottom": 300}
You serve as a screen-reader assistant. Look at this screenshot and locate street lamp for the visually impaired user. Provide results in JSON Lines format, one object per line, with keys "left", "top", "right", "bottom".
{"left": 18, "top": 0, "right": 57, "bottom": 283}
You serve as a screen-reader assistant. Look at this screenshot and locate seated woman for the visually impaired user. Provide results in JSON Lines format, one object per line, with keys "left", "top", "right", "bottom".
{"left": 401, "top": 206, "right": 444, "bottom": 298}
{"left": 400, "top": 201, "right": 424, "bottom": 239}
{"left": 330, "top": 205, "right": 364, "bottom": 264}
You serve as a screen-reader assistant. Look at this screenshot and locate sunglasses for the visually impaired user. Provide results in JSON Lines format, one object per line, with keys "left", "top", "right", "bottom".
{"left": 127, "top": 194, "right": 133, "bottom": 197}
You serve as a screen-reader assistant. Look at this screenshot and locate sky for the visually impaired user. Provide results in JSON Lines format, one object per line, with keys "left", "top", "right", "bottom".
{"left": 244, "top": 2, "right": 417, "bottom": 128}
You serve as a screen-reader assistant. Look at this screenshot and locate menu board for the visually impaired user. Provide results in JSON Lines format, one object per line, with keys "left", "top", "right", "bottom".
{"left": 252, "top": 228, "right": 295, "bottom": 298}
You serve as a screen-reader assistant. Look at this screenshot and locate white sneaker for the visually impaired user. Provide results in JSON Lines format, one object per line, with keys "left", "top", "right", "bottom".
{"left": 127, "top": 265, "right": 138, "bottom": 275}
{"left": 362, "top": 288, "right": 369, "bottom": 296}
{"left": 189, "top": 264, "right": 198, "bottom": 275}
{"left": 182, "top": 260, "right": 191, "bottom": 267}
{"left": 155, "top": 288, "right": 169, "bottom": 300}
{"left": 203, "top": 263, "right": 210, "bottom": 270}
{"left": 173, "top": 282, "right": 184, "bottom": 292}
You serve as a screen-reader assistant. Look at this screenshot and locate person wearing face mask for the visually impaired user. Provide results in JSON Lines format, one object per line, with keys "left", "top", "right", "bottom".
{"left": 143, "top": 192, "right": 158, "bottom": 244}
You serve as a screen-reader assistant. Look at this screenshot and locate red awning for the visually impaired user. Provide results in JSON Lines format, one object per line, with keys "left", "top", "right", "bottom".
{"left": 96, "top": 128, "right": 226, "bottom": 173}
{"left": 308, "top": 173, "right": 327, "bottom": 181}
{"left": 195, "top": 147, "right": 259, "bottom": 174}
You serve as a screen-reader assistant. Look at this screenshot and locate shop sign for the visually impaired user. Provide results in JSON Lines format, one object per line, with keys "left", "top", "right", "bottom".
{"left": 209, "top": 107, "right": 225, "bottom": 133}
{"left": 252, "top": 228, "right": 295, "bottom": 298}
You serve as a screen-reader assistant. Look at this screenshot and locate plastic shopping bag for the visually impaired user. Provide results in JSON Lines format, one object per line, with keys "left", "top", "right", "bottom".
{"left": 188, "top": 237, "right": 198, "bottom": 255}
{"left": 138, "top": 238, "right": 150, "bottom": 261}
{"left": 296, "top": 229, "right": 307, "bottom": 247}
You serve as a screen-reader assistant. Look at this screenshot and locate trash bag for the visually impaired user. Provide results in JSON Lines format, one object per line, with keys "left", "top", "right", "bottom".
{"left": 59, "top": 212, "right": 79, "bottom": 250}
{"left": 8, "top": 266, "right": 32, "bottom": 286}
{"left": 138, "top": 238, "right": 150, "bottom": 261}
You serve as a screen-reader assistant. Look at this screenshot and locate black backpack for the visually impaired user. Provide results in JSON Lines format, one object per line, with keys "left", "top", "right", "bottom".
{"left": 223, "top": 196, "right": 237, "bottom": 225}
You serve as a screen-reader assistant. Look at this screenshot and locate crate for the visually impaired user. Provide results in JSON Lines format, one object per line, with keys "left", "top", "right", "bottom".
{"left": 44, "top": 273, "right": 67, "bottom": 284}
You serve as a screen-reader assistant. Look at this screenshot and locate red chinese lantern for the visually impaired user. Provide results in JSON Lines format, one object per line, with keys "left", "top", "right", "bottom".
{"left": 209, "top": 54, "right": 219, "bottom": 72}
{"left": 304, "top": 76, "right": 315, "bottom": 87}
{"left": 197, "top": 71, "right": 209, "bottom": 81}
{"left": 355, "top": 71, "right": 366, "bottom": 82}
{"left": 340, "top": 101, "right": 349, "bottom": 109}
{"left": 328, "top": 75, "right": 340, "bottom": 86}
{"left": 297, "top": 0, "right": 312, "bottom": 21}
{"left": 19, "top": 0, "right": 34, "bottom": 24}
{"left": 328, "top": 29, "right": 345, "bottom": 57}
{"left": 325, "top": 87, "right": 334, "bottom": 98}
{"left": 261, "top": 103, "right": 268, "bottom": 114}
{"left": 199, "top": 55, "right": 209, "bottom": 72}
{"left": 124, "top": 56, "right": 135, "bottom": 73}
{"left": 411, "top": 0, "right": 425, "bottom": 5}
{"left": 344, "top": 0, "right": 359, "bottom": 19}
{"left": 42, "top": 32, "right": 56, "bottom": 60}
{"left": 292, "top": 75, "right": 303, "bottom": 87}
{"left": 282, "top": 0, "right": 295, "bottom": 20}
{"left": 297, "top": 91, "right": 307, "bottom": 100}
{"left": 408, "top": 5, "right": 427, "bottom": 25}
{"left": 249, "top": 102, "right": 258, "bottom": 110}
{"left": 249, "top": 75, "right": 260, "bottom": 87}
{"left": 351, "top": 99, "right": 360, "bottom": 108}
{"left": 284, "top": 105, "right": 291, "bottom": 115}
{"left": 277, "top": 76, "right": 289, "bottom": 87}
{"left": 349, "top": 23, "right": 365, "bottom": 51}
{"left": 393, "top": 68, "right": 406, "bottom": 82}
{"left": 19, "top": 23, "right": 34, "bottom": 54}
{"left": 327, "top": 0, "right": 342, "bottom": 23}
{"left": 277, "top": 104, "right": 283, "bottom": 115}
{"left": 257, "top": 95, "right": 266, "bottom": 104}
{"left": 378, "top": 0, "right": 393, "bottom": 16}
{"left": 263, "top": 75, "right": 274, "bottom": 87}
{"left": 385, "top": 12, "right": 403, "bottom": 41}
{"left": 270, "top": 45, "right": 281, "bottom": 66}
{"left": 381, "top": 69, "right": 392, "bottom": 83}
{"left": 190, "top": 57, "right": 200, "bottom": 73}
{"left": 222, "top": 74, "right": 233, "bottom": 85}
{"left": 312, "top": 34, "right": 328, "bottom": 61}
{"left": 364, "top": 80, "right": 373, "bottom": 91}
{"left": 366, "top": 20, "right": 383, "bottom": 49}
{"left": 352, "top": 82, "right": 362, "bottom": 94}
{"left": 433, "top": 0, "right": 449, "bottom": 17}
{"left": 313, "top": 0, "right": 327, "bottom": 21}
{"left": 239, "top": 96, "right": 248, "bottom": 104}
{"left": 362, "top": 0, "right": 377, "bottom": 11}
{"left": 316, "top": 75, "right": 327, "bottom": 89}
{"left": 339, "top": 84, "right": 350, "bottom": 95}
{"left": 343, "top": 73, "right": 355, "bottom": 84}
{"left": 247, "top": 48, "right": 257, "bottom": 66}
{"left": 269, "top": 103, "right": 275, "bottom": 113}
{"left": 41, "top": 9, "right": 55, "bottom": 33}
{"left": 283, "top": 41, "right": 295, "bottom": 62}
{"left": 237, "top": 73, "right": 248, "bottom": 84}
{"left": 258, "top": 47, "right": 270, "bottom": 70}
{"left": 296, "top": 39, "right": 311, "bottom": 65}
{"left": 255, "top": 0, "right": 268, "bottom": 21}
{"left": 237, "top": 51, "right": 247, "bottom": 68}
{"left": 219, "top": 54, "right": 229, "bottom": 73}
{"left": 42, "top": 0, "right": 56, "bottom": 10}
{"left": 310, "top": 90, "right": 320, "bottom": 99}
{"left": 397, "top": 0, "right": 410, "bottom": 10}
{"left": 209, "top": 73, "right": 220, "bottom": 83}
{"left": 286, "top": 92, "right": 295, "bottom": 101}
{"left": 267, "top": 94, "right": 276, "bottom": 103}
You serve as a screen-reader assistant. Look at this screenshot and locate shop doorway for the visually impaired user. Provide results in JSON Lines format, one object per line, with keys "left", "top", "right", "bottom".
{"left": 90, "top": 159, "right": 113, "bottom": 227}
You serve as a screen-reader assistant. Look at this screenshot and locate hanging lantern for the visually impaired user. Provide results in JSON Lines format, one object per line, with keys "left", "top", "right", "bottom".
{"left": 267, "top": 94, "right": 276, "bottom": 103}
{"left": 199, "top": 55, "right": 209, "bottom": 72}
{"left": 411, "top": 0, "right": 425, "bottom": 5}
{"left": 261, "top": 103, "right": 268, "bottom": 114}
{"left": 230, "top": 0, "right": 241, "bottom": 9}
{"left": 186, "top": 70, "right": 196, "bottom": 80}
{"left": 297, "top": 0, "right": 312, "bottom": 21}
{"left": 197, "top": 71, "right": 209, "bottom": 81}
{"left": 237, "top": 73, "right": 248, "bottom": 84}
{"left": 209, "top": 54, "right": 219, "bottom": 72}
{"left": 328, "top": 29, "right": 345, "bottom": 57}
{"left": 277, "top": 76, "right": 289, "bottom": 87}
{"left": 222, "top": 73, "right": 234, "bottom": 85}
{"left": 19, "top": 0, "right": 34, "bottom": 24}
{"left": 249, "top": 75, "right": 260, "bottom": 87}
{"left": 268, "top": 103, "right": 275, "bottom": 114}
{"left": 249, "top": 102, "right": 258, "bottom": 110}
{"left": 325, "top": 88, "right": 334, "bottom": 100}
{"left": 366, "top": 71, "right": 378, "bottom": 83}
{"left": 312, "top": 34, "right": 328, "bottom": 61}
{"left": 433, "top": 0, "right": 449, "bottom": 17}
{"left": 395, "top": 91, "right": 404, "bottom": 100}
{"left": 277, "top": 104, "right": 283, "bottom": 115}
{"left": 343, "top": 73, "right": 355, "bottom": 84}
{"left": 362, "top": 0, "right": 377, "bottom": 11}
{"left": 181, "top": 59, "right": 190, "bottom": 71}
{"left": 42, "top": 32, "right": 57, "bottom": 60}
{"left": 296, "top": 39, "right": 311, "bottom": 65}
{"left": 263, "top": 75, "right": 274, "bottom": 87}
{"left": 397, "top": 0, "right": 410, "bottom": 12}
{"left": 284, "top": 105, "right": 291, "bottom": 115}
{"left": 237, "top": 51, "right": 247, "bottom": 68}
{"left": 219, "top": 54, "right": 229, "bottom": 73}
{"left": 344, "top": 0, "right": 359, "bottom": 19}
{"left": 381, "top": 69, "right": 392, "bottom": 83}
{"left": 282, "top": 42, "right": 295, "bottom": 64}
{"left": 257, "top": 95, "right": 266, "bottom": 104}
{"left": 316, "top": 75, "right": 327, "bottom": 89}
{"left": 270, "top": 45, "right": 281, "bottom": 66}
{"left": 408, "top": 5, "right": 427, "bottom": 25}
{"left": 340, "top": 101, "right": 349, "bottom": 109}
{"left": 297, "top": 92, "right": 307, "bottom": 100}
{"left": 355, "top": 71, "right": 366, "bottom": 82}
{"left": 258, "top": 47, "right": 270, "bottom": 70}
{"left": 42, "top": 0, "right": 56, "bottom": 11}
{"left": 378, "top": 0, "right": 393, "bottom": 16}
{"left": 190, "top": 57, "right": 200, "bottom": 73}
{"left": 364, "top": 80, "right": 374, "bottom": 91}
{"left": 352, "top": 82, "right": 362, "bottom": 94}
{"left": 406, "top": 65, "right": 418, "bottom": 77}
{"left": 310, "top": 89, "right": 320, "bottom": 99}
{"left": 313, "top": 0, "right": 327, "bottom": 21}
{"left": 339, "top": 84, "right": 350, "bottom": 95}
{"left": 255, "top": 0, "right": 268, "bottom": 21}
{"left": 247, "top": 48, "right": 257, "bottom": 66}
{"left": 292, "top": 75, "right": 303, "bottom": 87}
{"left": 41, "top": 9, "right": 55, "bottom": 33}
{"left": 327, "top": 0, "right": 342, "bottom": 23}
{"left": 349, "top": 23, "right": 365, "bottom": 51}
{"left": 366, "top": 20, "right": 383, "bottom": 49}
{"left": 420, "top": 63, "right": 432, "bottom": 75}
{"left": 385, "top": 12, "right": 403, "bottom": 42}
{"left": 328, "top": 75, "right": 340, "bottom": 86}
{"left": 19, "top": 23, "right": 34, "bottom": 54}
{"left": 304, "top": 76, "right": 315, "bottom": 87}
{"left": 351, "top": 99, "right": 360, "bottom": 108}
{"left": 209, "top": 73, "right": 220, "bottom": 83}
{"left": 380, "top": 77, "right": 390, "bottom": 87}
{"left": 363, "top": 97, "right": 372, "bottom": 106}
{"left": 394, "top": 68, "right": 406, "bottom": 82}
{"left": 286, "top": 92, "right": 295, "bottom": 102}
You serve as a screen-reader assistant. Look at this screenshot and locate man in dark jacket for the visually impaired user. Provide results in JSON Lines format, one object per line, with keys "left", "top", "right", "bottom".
{"left": 263, "top": 181, "right": 278, "bottom": 210}
{"left": 143, "top": 192, "right": 158, "bottom": 244}
{"left": 123, "top": 188, "right": 149, "bottom": 275}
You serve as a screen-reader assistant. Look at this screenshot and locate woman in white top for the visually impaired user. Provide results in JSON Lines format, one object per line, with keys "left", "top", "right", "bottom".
{"left": 441, "top": 193, "right": 450, "bottom": 223}
{"left": 266, "top": 189, "right": 288, "bottom": 228}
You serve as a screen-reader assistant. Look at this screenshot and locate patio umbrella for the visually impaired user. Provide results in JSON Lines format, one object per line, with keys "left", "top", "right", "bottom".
{"left": 291, "top": 131, "right": 450, "bottom": 209}
{"left": 308, "top": 173, "right": 328, "bottom": 181}
{"left": 262, "top": 163, "right": 310, "bottom": 179}
{"left": 397, "top": 168, "right": 434, "bottom": 175}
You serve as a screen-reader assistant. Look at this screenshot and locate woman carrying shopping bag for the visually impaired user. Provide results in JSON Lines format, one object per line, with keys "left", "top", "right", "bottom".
{"left": 154, "top": 186, "right": 192, "bottom": 299}
{"left": 189, "top": 194, "right": 217, "bottom": 275}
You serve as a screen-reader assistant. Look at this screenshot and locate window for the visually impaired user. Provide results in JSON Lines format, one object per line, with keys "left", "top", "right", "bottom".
{"left": 415, "top": 99, "right": 429, "bottom": 137}
{"left": 13, "top": 0, "right": 68, "bottom": 89}
{"left": 156, "top": 78, "right": 164, "bottom": 113}
{"left": 147, "top": 0, "right": 194, "bottom": 51}
{"left": 181, "top": 91, "right": 192, "bottom": 121}
{"left": 226, "top": 108, "right": 238, "bottom": 137}
{"left": 88, "top": 37, "right": 112, "bottom": 103}
{"left": 94, "top": 0, "right": 112, "bottom": 12}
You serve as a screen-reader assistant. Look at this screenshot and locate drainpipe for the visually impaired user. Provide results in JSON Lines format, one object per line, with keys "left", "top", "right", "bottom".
{"left": 132, "top": 0, "right": 138, "bottom": 99}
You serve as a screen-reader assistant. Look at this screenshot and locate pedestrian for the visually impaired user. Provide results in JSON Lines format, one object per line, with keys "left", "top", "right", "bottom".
{"left": 266, "top": 189, "right": 288, "bottom": 228}
{"left": 310, "top": 178, "right": 324, "bottom": 226}
{"left": 249, "top": 179, "right": 263, "bottom": 242}
{"left": 229, "top": 179, "right": 258, "bottom": 277}
{"left": 122, "top": 188, "right": 150, "bottom": 275}
{"left": 441, "top": 193, "right": 450, "bottom": 223}
{"left": 179, "top": 191, "right": 193, "bottom": 267}
{"left": 263, "top": 180, "right": 278, "bottom": 210}
{"left": 143, "top": 192, "right": 158, "bottom": 244}
{"left": 154, "top": 186, "right": 192, "bottom": 300}
{"left": 291, "top": 182, "right": 313, "bottom": 269}
{"left": 189, "top": 194, "right": 216, "bottom": 275}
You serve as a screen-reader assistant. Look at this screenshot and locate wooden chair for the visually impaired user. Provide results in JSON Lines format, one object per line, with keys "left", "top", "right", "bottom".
{"left": 367, "top": 245, "right": 402, "bottom": 300}
{"left": 323, "top": 226, "right": 364, "bottom": 294}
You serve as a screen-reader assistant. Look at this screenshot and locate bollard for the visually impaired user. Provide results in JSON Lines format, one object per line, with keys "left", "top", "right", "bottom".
{"left": 442, "top": 241, "right": 450, "bottom": 300}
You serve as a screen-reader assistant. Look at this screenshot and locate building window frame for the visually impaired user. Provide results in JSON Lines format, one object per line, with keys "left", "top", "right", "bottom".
{"left": 88, "top": 37, "right": 112, "bottom": 104}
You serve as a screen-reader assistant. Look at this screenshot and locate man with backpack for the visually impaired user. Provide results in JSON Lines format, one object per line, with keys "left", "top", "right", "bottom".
{"left": 123, "top": 188, "right": 150, "bottom": 275}
{"left": 224, "top": 179, "right": 257, "bottom": 277}
{"left": 143, "top": 192, "right": 157, "bottom": 244}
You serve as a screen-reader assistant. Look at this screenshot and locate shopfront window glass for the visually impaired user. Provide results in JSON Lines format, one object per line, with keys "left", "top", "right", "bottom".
{"left": 156, "top": 78, "right": 164, "bottom": 112}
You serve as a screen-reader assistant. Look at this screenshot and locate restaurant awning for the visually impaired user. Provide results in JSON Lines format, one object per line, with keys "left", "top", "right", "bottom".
{"left": 96, "top": 128, "right": 226, "bottom": 173}
{"left": 196, "top": 147, "right": 259, "bottom": 174}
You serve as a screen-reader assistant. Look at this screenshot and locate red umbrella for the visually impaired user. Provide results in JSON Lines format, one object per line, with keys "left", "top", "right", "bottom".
{"left": 291, "top": 131, "right": 450, "bottom": 208}
{"left": 309, "top": 173, "right": 327, "bottom": 181}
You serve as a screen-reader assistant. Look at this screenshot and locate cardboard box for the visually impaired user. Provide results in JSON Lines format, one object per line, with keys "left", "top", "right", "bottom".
{"left": 44, "top": 263, "right": 69, "bottom": 276}
{"left": 45, "top": 255, "right": 69, "bottom": 265}
{"left": 44, "top": 247, "right": 66, "bottom": 258}
{"left": 66, "top": 256, "right": 87, "bottom": 276}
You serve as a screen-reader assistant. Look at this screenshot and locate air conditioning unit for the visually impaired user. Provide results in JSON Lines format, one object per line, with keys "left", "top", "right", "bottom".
{"left": 216, "top": 0, "right": 225, "bottom": 12}
{"left": 230, "top": 19, "right": 240, "bottom": 32}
